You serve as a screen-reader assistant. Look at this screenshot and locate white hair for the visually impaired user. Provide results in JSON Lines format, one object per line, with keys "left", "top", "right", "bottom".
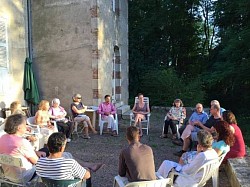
{"left": 52, "top": 98, "right": 60, "bottom": 105}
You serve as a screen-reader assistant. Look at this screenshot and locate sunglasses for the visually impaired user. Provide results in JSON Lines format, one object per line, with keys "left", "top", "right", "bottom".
{"left": 77, "top": 97, "right": 82, "bottom": 99}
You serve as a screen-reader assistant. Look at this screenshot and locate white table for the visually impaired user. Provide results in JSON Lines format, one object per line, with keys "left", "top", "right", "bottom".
{"left": 85, "top": 106, "right": 98, "bottom": 129}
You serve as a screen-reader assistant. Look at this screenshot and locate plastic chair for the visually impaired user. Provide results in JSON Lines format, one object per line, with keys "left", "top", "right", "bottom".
{"left": 130, "top": 97, "right": 151, "bottom": 135}
{"left": 41, "top": 177, "right": 84, "bottom": 187}
{"left": 162, "top": 116, "right": 182, "bottom": 139}
{"left": 99, "top": 114, "right": 118, "bottom": 135}
{"left": 212, "top": 151, "right": 229, "bottom": 187}
{"left": 0, "top": 154, "right": 38, "bottom": 186}
{"left": 113, "top": 175, "right": 171, "bottom": 187}
{"left": 168, "top": 158, "right": 220, "bottom": 187}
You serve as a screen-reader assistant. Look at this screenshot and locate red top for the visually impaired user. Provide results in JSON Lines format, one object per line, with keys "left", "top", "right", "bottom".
{"left": 225, "top": 124, "right": 246, "bottom": 160}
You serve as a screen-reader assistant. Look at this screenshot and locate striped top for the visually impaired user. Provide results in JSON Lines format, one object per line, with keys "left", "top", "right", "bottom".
{"left": 36, "top": 157, "right": 86, "bottom": 183}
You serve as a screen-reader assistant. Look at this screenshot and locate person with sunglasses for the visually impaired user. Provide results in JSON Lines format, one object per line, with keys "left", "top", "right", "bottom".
{"left": 71, "top": 94, "right": 97, "bottom": 139}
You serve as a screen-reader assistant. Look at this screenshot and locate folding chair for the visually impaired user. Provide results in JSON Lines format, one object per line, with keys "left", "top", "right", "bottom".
{"left": 41, "top": 177, "right": 85, "bottom": 187}
{"left": 99, "top": 114, "right": 118, "bottom": 135}
{"left": 0, "top": 154, "right": 38, "bottom": 186}
{"left": 130, "top": 97, "right": 151, "bottom": 135}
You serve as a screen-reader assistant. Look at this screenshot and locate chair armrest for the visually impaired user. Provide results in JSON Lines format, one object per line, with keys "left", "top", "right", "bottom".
{"left": 114, "top": 176, "right": 126, "bottom": 187}
{"left": 155, "top": 171, "right": 164, "bottom": 179}
{"left": 147, "top": 113, "right": 151, "bottom": 117}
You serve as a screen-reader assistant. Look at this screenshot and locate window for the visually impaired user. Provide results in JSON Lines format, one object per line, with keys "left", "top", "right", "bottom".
{"left": 0, "top": 16, "right": 8, "bottom": 69}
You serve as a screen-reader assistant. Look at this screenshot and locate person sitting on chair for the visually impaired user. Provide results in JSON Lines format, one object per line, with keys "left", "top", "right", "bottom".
{"left": 222, "top": 111, "right": 246, "bottom": 161}
{"left": 179, "top": 120, "right": 234, "bottom": 165}
{"left": 118, "top": 126, "right": 156, "bottom": 184}
{"left": 158, "top": 130, "right": 218, "bottom": 187}
{"left": 71, "top": 93, "right": 97, "bottom": 139}
{"left": 161, "top": 99, "right": 186, "bottom": 140}
{"left": 49, "top": 98, "right": 74, "bottom": 142}
{"left": 131, "top": 93, "right": 150, "bottom": 136}
{"left": 0, "top": 114, "right": 46, "bottom": 184}
{"left": 172, "top": 103, "right": 208, "bottom": 146}
{"left": 173, "top": 104, "right": 220, "bottom": 157}
{"left": 35, "top": 100, "right": 57, "bottom": 144}
{"left": 36, "top": 132, "right": 104, "bottom": 187}
{"left": 98, "top": 95, "right": 118, "bottom": 136}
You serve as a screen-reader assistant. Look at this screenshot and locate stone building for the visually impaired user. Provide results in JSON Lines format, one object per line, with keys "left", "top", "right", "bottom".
{"left": 0, "top": 0, "right": 28, "bottom": 113}
{"left": 0, "top": 0, "right": 129, "bottom": 115}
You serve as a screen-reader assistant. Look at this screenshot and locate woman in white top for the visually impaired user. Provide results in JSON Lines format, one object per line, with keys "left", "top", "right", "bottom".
{"left": 48, "top": 98, "right": 73, "bottom": 142}
{"left": 158, "top": 130, "right": 218, "bottom": 187}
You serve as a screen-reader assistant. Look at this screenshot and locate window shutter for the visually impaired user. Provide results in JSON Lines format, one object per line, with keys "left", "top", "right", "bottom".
{"left": 0, "top": 17, "right": 8, "bottom": 68}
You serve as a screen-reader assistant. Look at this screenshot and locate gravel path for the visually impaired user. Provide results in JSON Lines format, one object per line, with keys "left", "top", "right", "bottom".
{"left": 66, "top": 112, "right": 231, "bottom": 187}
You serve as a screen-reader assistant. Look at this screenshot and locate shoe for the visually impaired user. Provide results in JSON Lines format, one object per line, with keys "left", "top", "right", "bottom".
{"left": 67, "top": 138, "right": 71, "bottom": 143}
{"left": 82, "top": 135, "right": 91, "bottom": 139}
{"left": 172, "top": 139, "right": 183, "bottom": 146}
{"left": 173, "top": 150, "right": 186, "bottom": 157}
{"left": 171, "top": 135, "right": 177, "bottom": 140}
{"left": 111, "top": 131, "right": 119, "bottom": 137}
{"left": 160, "top": 134, "right": 167, "bottom": 138}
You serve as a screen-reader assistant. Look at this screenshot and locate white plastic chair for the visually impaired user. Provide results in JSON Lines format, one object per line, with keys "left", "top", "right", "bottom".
{"left": 212, "top": 151, "right": 229, "bottom": 187}
{"left": 168, "top": 158, "right": 220, "bottom": 187}
{"left": 113, "top": 175, "right": 171, "bottom": 187}
{"left": 130, "top": 97, "right": 151, "bottom": 135}
{"left": 0, "top": 154, "right": 38, "bottom": 186}
{"left": 99, "top": 114, "right": 118, "bottom": 135}
{"left": 162, "top": 116, "right": 182, "bottom": 139}
{"left": 27, "top": 116, "right": 41, "bottom": 134}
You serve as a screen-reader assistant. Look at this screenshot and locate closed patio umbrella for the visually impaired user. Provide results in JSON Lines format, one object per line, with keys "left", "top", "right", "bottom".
{"left": 23, "top": 57, "right": 40, "bottom": 115}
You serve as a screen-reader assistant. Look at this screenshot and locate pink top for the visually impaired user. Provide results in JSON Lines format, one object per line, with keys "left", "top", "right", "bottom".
{"left": 225, "top": 124, "right": 246, "bottom": 160}
{"left": 0, "top": 134, "right": 37, "bottom": 183}
{"left": 98, "top": 102, "right": 116, "bottom": 117}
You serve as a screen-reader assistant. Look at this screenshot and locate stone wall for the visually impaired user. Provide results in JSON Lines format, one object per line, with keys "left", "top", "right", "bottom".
{"left": 0, "top": 0, "right": 28, "bottom": 116}
{"left": 31, "top": 0, "right": 128, "bottom": 112}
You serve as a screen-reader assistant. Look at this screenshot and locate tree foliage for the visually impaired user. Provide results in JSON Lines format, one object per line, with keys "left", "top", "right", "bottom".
{"left": 128, "top": 0, "right": 250, "bottom": 114}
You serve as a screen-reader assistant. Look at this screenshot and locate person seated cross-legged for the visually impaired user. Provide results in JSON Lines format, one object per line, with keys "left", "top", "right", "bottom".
{"left": 71, "top": 93, "right": 97, "bottom": 139}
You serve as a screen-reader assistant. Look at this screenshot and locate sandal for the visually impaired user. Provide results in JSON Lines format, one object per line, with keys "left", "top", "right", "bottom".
{"left": 111, "top": 131, "right": 119, "bottom": 137}
{"left": 82, "top": 135, "right": 90, "bottom": 139}
{"left": 160, "top": 134, "right": 167, "bottom": 138}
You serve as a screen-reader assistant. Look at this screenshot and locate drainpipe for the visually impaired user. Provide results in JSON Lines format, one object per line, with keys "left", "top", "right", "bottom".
{"left": 27, "top": 0, "right": 32, "bottom": 59}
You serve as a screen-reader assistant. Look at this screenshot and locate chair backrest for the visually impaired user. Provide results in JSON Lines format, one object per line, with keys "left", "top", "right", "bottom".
{"left": 41, "top": 177, "right": 82, "bottom": 187}
{"left": 135, "top": 97, "right": 149, "bottom": 105}
{"left": 196, "top": 158, "right": 220, "bottom": 186}
{"left": 0, "top": 154, "right": 23, "bottom": 167}
{"left": 27, "top": 116, "right": 36, "bottom": 125}
{"left": 125, "top": 178, "right": 171, "bottom": 187}
{"left": 218, "top": 151, "right": 228, "bottom": 166}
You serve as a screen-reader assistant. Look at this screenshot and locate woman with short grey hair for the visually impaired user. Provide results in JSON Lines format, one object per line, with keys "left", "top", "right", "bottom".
{"left": 158, "top": 130, "right": 218, "bottom": 186}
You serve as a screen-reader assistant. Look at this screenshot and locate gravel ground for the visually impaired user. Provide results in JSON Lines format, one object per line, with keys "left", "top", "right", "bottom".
{"left": 66, "top": 112, "right": 231, "bottom": 187}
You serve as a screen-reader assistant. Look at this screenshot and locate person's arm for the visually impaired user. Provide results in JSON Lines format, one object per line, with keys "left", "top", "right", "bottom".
{"left": 167, "top": 107, "right": 174, "bottom": 119}
{"left": 181, "top": 152, "right": 205, "bottom": 175}
{"left": 118, "top": 151, "right": 127, "bottom": 177}
{"left": 132, "top": 103, "right": 138, "bottom": 114}
{"left": 195, "top": 121, "right": 212, "bottom": 132}
{"left": 181, "top": 107, "right": 186, "bottom": 120}
{"left": 72, "top": 103, "right": 87, "bottom": 114}
{"left": 98, "top": 103, "right": 104, "bottom": 115}
{"left": 72, "top": 160, "right": 91, "bottom": 180}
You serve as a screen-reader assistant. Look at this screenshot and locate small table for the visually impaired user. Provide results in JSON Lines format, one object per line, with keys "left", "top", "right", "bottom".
{"left": 85, "top": 106, "right": 98, "bottom": 129}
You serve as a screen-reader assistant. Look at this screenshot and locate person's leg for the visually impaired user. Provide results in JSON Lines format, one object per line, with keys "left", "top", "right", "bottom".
{"left": 109, "top": 115, "right": 118, "bottom": 136}
{"left": 85, "top": 118, "right": 97, "bottom": 134}
{"left": 180, "top": 124, "right": 194, "bottom": 140}
{"left": 169, "top": 120, "right": 178, "bottom": 139}
{"left": 133, "top": 114, "right": 139, "bottom": 126}
{"left": 163, "top": 120, "right": 170, "bottom": 135}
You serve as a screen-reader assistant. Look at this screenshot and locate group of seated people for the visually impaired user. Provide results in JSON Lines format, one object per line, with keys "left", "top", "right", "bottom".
{"left": 160, "top": 99, "right": 246, "bottom": 162}
{"left": 118, "top": 100, "right": 246, "bottom": 186}
{"left": 0, "top": 95, "right": 247, "bottom": 186}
